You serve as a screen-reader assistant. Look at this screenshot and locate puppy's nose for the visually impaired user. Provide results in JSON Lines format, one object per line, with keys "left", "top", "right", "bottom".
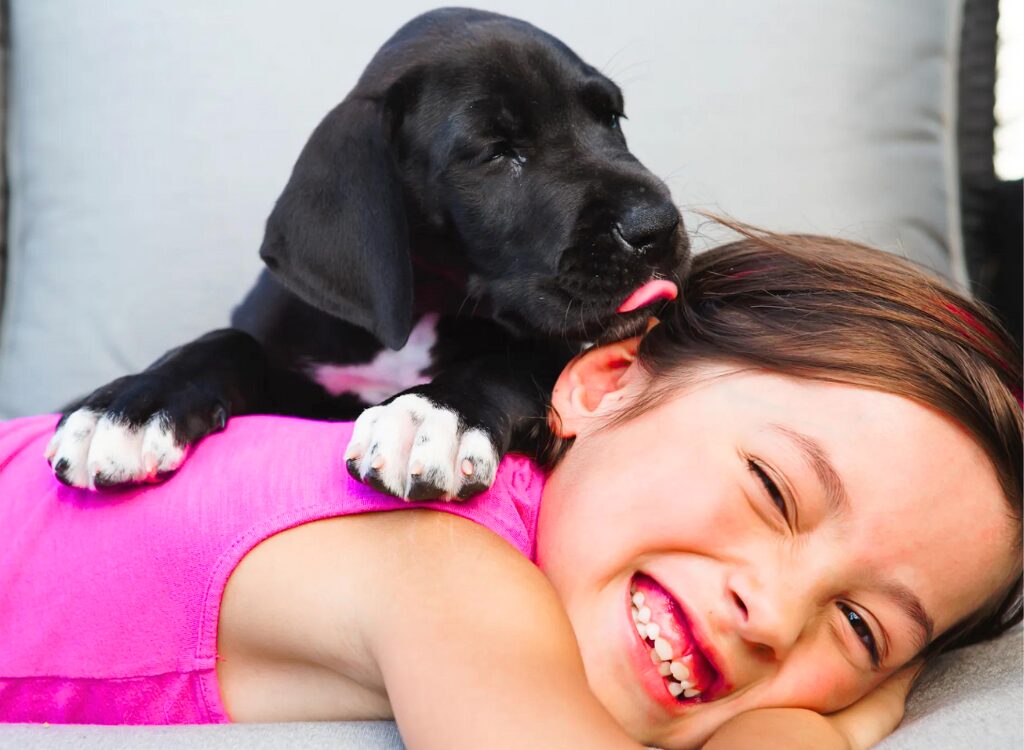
{"left": 615, "top": 202, "right": 680, "bottom": 254}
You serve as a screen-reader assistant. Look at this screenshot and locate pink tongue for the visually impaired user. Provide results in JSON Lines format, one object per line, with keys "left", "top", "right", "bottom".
{"left": 617, "top": 280, "right": 678, "bottom": 313}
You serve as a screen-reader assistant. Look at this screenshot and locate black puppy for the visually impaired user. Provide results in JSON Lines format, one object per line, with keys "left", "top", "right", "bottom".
{"left": 46, "top": 8, "right": 689, "bottom": 499}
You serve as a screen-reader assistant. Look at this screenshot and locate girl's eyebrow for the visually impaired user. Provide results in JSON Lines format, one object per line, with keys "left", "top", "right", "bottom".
{"left": 767, "top": 424, "right": 849, "bottom": 517}
{"left": 874, "top": 577, "right": 935, "bottom": 653}
{"left": 768, "top": 423, "right": 935, "bottom": 652}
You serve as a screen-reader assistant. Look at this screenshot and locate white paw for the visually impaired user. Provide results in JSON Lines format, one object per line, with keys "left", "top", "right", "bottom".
{"left": 344, "top": 394, "right": 500, "bottom": 501}
{"left": 47, "top": 408, "right": 186, "bottom": 489}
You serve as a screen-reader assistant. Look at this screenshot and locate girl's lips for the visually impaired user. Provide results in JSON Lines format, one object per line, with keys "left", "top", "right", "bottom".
{"left": 626, "top": 573, "right": 730, "bottom": 707}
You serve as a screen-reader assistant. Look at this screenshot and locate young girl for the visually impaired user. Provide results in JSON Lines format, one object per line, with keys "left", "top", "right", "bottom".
{"left": 2, "top": 227, "right": 1020, "bottom": 750}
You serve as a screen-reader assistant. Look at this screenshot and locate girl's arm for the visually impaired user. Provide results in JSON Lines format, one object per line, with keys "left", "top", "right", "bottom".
{"left": 354, "top": 510, "right": 642, "bottom": 750}
{"left": 704, "top": 663, "right": 921, "bottom": 750}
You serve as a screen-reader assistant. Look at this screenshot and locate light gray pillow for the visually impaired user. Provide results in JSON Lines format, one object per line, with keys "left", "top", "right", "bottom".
{"left": 877, "top": 625, "right": 1024, "bottom": 749}
{"left": 0, "top": 721, "right": 407, "bottom": 749}
{"left": 0, "top": 0, "right": 968, "bottom": 417}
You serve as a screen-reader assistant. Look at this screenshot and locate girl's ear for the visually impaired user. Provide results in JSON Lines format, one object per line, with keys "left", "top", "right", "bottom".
{"left": 549, "top": 334, "right": 645, "bottom": 438}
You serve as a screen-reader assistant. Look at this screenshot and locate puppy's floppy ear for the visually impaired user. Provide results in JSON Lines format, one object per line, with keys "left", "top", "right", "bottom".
{"left": 260, "top": 96, "right": 413, "bottom": 350}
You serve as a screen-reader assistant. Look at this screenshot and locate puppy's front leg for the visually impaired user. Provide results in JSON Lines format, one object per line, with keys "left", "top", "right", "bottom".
{"left": 47, "top": 329, "right": 269, "bottom": 489}
{"left": 344, "top": 350, "right": 564, "bottom": 501}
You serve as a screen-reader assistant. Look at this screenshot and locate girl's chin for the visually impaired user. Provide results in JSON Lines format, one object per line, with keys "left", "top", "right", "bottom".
{"left": 580, "top": 651, "right": 735, "bottom": 750}
{"left": 597, "top": 691, "right": 723, "bottom": 750}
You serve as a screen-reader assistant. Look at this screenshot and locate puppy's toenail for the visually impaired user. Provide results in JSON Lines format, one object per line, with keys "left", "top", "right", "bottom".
{"left": 461, "top": 459, "right": 474, "bottom": 476}
{"left": 93, "top": 473, "right": 118, "bottom": 489}
{"left": 53, "top": 458, "right": 72, "bottom": 485}
{"left": 410, "top": 460, "right": 423, "bottom": 476}
{"left": 371, "top": 455, "right": 384, "bottom": 470}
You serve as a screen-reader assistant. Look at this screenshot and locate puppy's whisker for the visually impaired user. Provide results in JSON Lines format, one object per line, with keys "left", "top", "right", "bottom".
{"left": 612, "top": 72, "right": 649, "bottom": 89}
{"left": 599, "top": 45, "right": 625, "bottom": 72}
{"left": 660, "top": 166, "right": 688, "bottom": 183}
{"left": 599, "top": 44, "right": 641, "bottom": 79}
{"left": 562, "top": 299, "right": 574, "bottom": 345}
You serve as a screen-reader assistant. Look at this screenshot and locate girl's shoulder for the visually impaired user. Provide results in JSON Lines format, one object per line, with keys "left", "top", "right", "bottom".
{"left": 218, "top": 508, "right": 572, "bottom": 723}
{"left": 273, "top": 509, "right": 633, "bottom": 746}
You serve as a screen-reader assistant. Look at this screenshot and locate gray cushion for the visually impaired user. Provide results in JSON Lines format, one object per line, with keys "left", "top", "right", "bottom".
{"left": 0, "top": 721, "right": 407, "bottom": 749}
{"left": 0, "top": 0, "right": 8, "bottom": 327}
{"left": 0, "top": 0, "right": 968, "bottom": 417}
{"left": 876, "top": 625, "right": 1023, "bottom": 749}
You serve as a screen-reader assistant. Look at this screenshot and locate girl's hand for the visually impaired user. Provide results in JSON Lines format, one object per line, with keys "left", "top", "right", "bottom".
{"left": 704, "top": 662, "right": 923, "bottom": 750}
{"left": 826, "top": 661, "right": 924, "bottom": 750}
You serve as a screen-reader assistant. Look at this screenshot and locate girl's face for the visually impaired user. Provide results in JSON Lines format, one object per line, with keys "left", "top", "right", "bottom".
{"left": 537, "top": 344, "right": 1017, "bottom": 749}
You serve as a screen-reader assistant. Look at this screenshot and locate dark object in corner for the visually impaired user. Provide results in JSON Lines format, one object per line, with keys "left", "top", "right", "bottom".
{"left": 958, "top": 0, "right": 1022, "bottom": 347}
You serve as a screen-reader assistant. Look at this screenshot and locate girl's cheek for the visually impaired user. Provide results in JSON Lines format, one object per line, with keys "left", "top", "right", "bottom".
{"left": 784, "top": 665, "right": 868, "bottom": 713}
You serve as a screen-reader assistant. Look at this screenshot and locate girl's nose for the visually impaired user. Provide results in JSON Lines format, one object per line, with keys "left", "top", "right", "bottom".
{"left": 727, "top": 571, "right": 808, "bottom": 661}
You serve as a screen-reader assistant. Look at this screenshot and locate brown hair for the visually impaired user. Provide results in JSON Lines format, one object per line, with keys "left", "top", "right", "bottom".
{"left": 545, "top": 220, "right": 1023, "bottom": 657}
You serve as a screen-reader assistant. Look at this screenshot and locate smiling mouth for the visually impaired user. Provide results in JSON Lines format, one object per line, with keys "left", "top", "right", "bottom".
{"left": 629, "top": 573, "right": 727, "bottom": 704}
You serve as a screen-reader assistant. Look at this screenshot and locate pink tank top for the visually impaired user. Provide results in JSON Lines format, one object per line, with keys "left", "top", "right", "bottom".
{"left": 0, "top": 414, "right": 545, "bottom": 724}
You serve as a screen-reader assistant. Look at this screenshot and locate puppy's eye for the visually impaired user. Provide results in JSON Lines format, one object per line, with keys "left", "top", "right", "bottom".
{"left": 487, "top": 142, "right": 526, "bottom": 165}
{"left": 608, "top": 112, "right": 625, "bottom": 130}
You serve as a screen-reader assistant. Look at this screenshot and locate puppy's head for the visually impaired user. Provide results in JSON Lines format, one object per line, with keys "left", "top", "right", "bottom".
{"left": 261, "top": 9, "right": 689, "bottom": 349}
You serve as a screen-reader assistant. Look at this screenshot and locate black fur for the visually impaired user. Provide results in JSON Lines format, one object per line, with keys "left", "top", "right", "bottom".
{"left": 58, "top": 8, "right": 689, "bottom": 495}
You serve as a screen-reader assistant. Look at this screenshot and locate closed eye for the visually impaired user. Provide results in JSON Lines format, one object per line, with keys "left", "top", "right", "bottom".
{"left": 486, "top": 141, "right": 526, "bottom": 166}
{"left": 747, "top": 458, "right": 789, "bottom": 524}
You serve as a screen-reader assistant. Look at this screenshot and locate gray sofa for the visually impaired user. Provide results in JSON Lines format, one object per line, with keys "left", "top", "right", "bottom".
{"left": 0, "top": 1, "right": 1020, "bottom": 748}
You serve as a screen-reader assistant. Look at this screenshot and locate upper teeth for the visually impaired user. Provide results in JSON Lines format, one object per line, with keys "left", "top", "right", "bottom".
{"left": 631, "top": 585, "right": 702, "bottom": 700}
{"left": 653, "top": 637, "right": 674, "bottom": 660}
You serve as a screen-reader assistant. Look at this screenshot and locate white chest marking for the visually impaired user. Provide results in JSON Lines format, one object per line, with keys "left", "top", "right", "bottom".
{"left": 311, "top": 313, "right": 439, "bottom": 403}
